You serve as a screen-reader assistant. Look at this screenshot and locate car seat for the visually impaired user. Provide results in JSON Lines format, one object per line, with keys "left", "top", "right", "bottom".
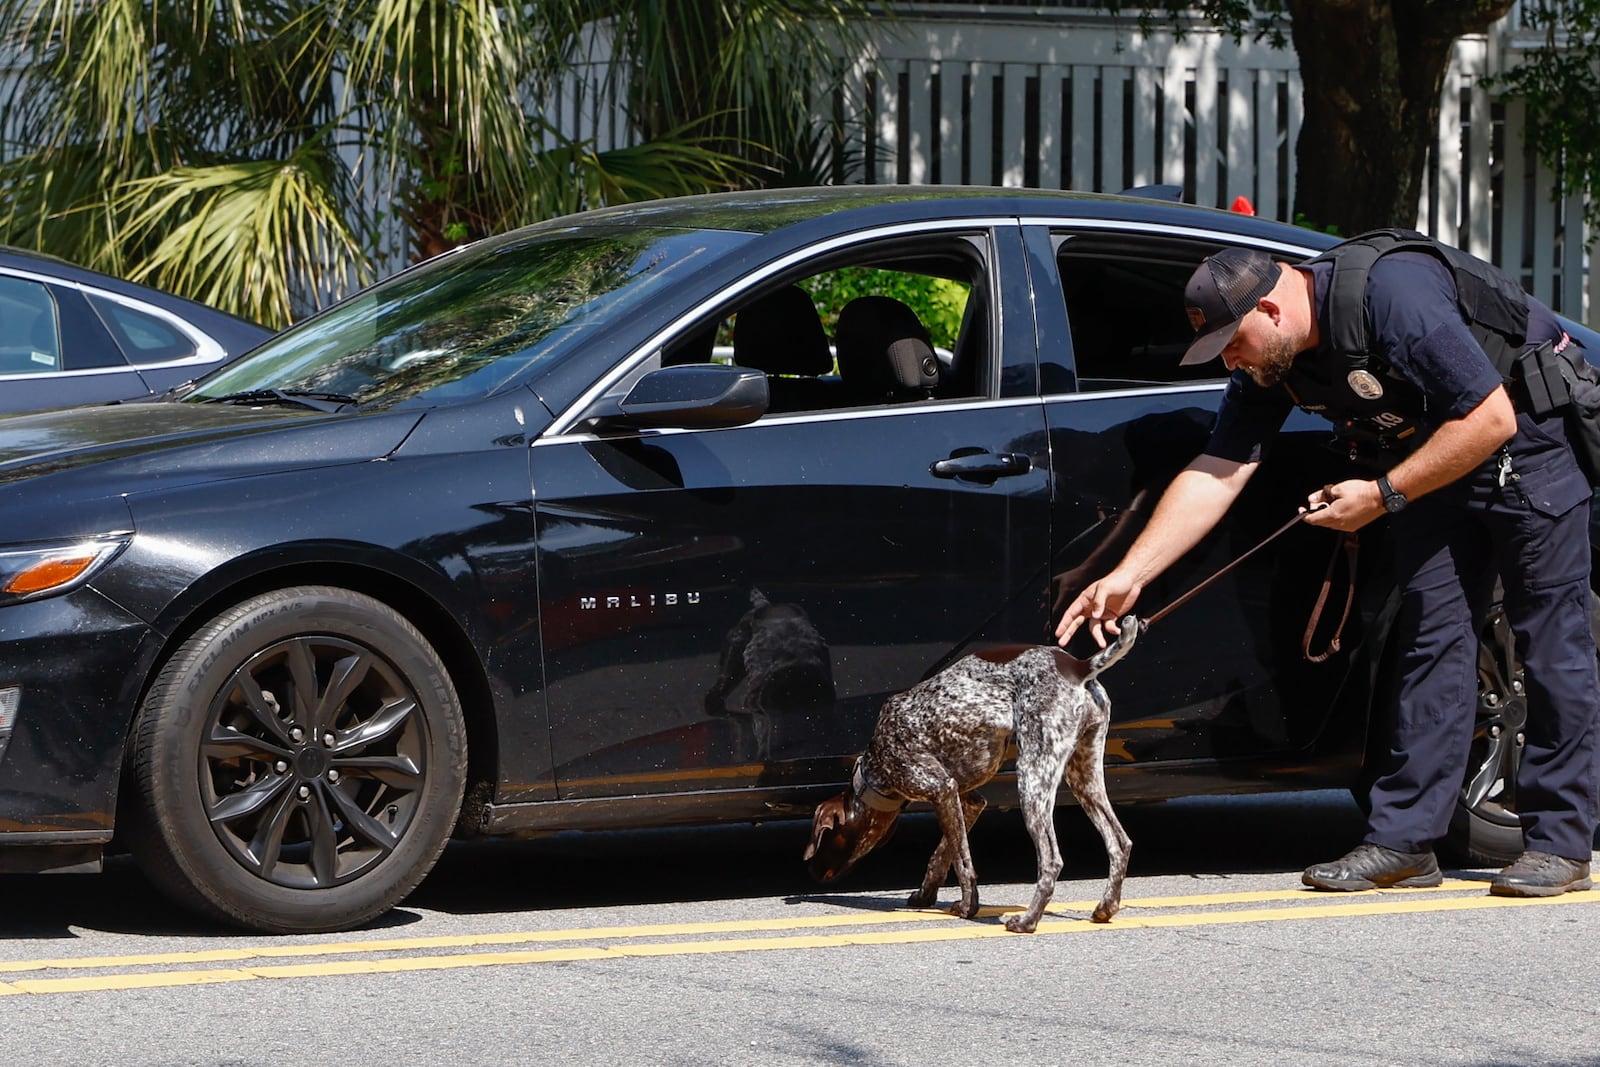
{"left": 834, "top": 295, "right": 939, "bottom": 405}
{"left": 732, "top": 285, "right": 840, "bottom": 412}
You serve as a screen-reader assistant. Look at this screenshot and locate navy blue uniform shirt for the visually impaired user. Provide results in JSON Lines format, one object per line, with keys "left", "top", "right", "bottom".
{"left": 1205, "top": 252, "right": 1565, "bottom": 465}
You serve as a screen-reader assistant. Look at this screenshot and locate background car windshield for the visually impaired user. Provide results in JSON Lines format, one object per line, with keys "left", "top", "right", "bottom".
{"left": 187, "top": 225, "right": 753, "bottom": 408}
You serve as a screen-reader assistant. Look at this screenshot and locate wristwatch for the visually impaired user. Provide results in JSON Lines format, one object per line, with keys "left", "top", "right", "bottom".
{"left": 1377, "top": 474, "right": 1408, "bottom": 514}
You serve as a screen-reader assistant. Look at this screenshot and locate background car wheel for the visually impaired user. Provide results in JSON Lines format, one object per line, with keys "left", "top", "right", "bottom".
{"left": 126, "top": 586, "right": 466, "bottom": 934}
{"left": 1443, "top": 589, "right": 1600, "bottom": 867}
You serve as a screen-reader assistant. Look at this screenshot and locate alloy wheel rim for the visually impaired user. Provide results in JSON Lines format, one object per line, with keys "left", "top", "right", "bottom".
{"left": 199, "top": 635, "right": 430, "bottom": 889}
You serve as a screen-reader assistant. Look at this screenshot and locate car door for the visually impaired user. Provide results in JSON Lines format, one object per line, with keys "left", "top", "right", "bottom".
{"left": 1028, "top": 222, "right": 1373, "bottom": 778}
{"left": 529, "top": 221, "right": 1052, "bottom": 801}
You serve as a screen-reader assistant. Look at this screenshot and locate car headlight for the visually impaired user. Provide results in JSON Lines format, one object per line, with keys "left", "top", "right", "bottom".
{"left": 0, "top": 536, "right": 131, "bottom": 604}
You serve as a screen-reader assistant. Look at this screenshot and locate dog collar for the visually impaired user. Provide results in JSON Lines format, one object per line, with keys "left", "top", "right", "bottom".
{"left": 851, "top": 758, "right": 905, "bottom": 813}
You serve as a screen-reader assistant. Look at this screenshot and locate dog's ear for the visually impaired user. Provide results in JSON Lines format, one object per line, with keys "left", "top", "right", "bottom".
{"left": 802, "top": 795, "right": 845, "bottom": 860}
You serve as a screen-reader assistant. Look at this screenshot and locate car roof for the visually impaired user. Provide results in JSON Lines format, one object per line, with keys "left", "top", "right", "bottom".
{"left": 0, "top": 243, "right": 150, "bottom": 290}
{"left": 515, "top": 185, "right": 1340, "bottom": 249}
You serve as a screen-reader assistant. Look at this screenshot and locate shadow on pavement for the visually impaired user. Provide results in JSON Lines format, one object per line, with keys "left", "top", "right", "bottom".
{"left": 0, "top": 789, "right": 1378, "bottom": 937}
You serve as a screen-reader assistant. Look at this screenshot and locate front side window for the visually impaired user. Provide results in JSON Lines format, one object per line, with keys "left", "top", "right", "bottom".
{"left": 658, "top": 235, "right": 988, "bottom": 414}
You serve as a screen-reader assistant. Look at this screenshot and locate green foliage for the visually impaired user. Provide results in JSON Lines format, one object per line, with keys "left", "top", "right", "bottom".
{"left": 798, "top": 268, "right": 970, "bottom": 349}
{"left": 0, "top": 0, "right": 858, "bottom": 328}
{"left": 1292, "top": 213, "right": 1342, "bottom": 237}
{"left": 1493, "top": 3, "right": 1600, "bottom": 233}
{"left": 1099, "top": 1, "right": 1289, "bottom": 47}
{"left": 602, "top": 0, "right": 880, "bottom": 187}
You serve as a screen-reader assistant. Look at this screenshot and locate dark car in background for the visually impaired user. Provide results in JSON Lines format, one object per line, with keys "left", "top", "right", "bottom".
{"left": 0, "top": 246, "right": 271, "bottom": 413}
{"left": 0, "top": 187, "right": 1590, "bottom": 933}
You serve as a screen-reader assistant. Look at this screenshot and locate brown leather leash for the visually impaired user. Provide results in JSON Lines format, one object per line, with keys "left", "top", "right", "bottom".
{"left": 1139, "top": 503, "right": 1358, "bottom": 663}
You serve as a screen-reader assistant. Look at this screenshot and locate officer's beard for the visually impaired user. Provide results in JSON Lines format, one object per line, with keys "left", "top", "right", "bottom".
{"left": 1245, "top": 334, "right": 1300, "bottom": 388}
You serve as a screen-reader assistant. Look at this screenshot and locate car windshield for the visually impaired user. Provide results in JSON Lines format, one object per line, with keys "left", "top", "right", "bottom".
{"left": 186, "top": 224, "right": 753, "bottom": 410}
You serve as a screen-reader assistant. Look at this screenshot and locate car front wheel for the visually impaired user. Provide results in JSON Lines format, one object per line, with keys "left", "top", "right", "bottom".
{"left": 127, "top": 586, "right": 467, "bottom": 934}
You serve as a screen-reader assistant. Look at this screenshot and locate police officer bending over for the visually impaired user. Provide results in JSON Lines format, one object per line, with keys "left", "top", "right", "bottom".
{"left": 1056, "top": 233, "right": 1599, "bottom": 896}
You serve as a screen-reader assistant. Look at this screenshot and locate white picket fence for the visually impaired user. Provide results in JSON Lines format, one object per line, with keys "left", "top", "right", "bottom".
{"left": 853, "top": 11, "right": 1592, "bottom": 322}
{"left": 4, "top": 6, "right": 1583, "bottom": 320}
{"left": 540, "top": 6, "right": 1593, "bottom": 326}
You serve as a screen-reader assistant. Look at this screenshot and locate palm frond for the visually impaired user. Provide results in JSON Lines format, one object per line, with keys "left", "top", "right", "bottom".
{"left": 0, "top": 0, "right": 877, "bottom": 322}
{"left": 605, "top": 0, "right": 882, "bottom": 186}
{"left": 113, "top": 156, "right": 373, "bottom": 327}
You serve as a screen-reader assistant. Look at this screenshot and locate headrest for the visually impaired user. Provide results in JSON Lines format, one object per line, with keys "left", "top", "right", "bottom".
{"left": 834, "top": 296, "right": 939, "bottom": 400}
{"left": 733, "top": 285, "right": 833, "bottom": 376}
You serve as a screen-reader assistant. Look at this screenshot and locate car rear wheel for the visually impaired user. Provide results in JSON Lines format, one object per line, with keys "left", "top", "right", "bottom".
{"left": 1444, "top": 589, "right": 1600, "bottom": 867}
{"left": 127, "top": 586, "right": 466, "bottom": 934}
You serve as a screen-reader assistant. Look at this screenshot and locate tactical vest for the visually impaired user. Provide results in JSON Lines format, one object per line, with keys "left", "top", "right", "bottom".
{"left": 1281, "top": 228, "right": 1531, "bottom": 464}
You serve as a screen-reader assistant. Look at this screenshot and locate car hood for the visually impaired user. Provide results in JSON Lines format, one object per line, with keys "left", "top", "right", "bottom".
{"left": 0, "top": 402, "right": 421, "bottom": 525}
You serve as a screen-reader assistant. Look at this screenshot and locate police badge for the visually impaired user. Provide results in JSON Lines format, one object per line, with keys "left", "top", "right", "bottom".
{"left": 1347, "top": 369, "right": 1385, "bottom": 400}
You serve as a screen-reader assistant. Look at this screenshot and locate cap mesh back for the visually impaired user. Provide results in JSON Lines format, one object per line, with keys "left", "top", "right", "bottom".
{"left": 1208, "top": 250, "right": 1276, "bottom": 318}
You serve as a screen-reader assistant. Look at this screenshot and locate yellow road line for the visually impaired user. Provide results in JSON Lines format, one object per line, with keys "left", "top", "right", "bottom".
{"left": 0, "top": 878, "right": 1493, "bottom": 977}
{"left": 0, "top": 910, "right": 957, "bottom": 976}
{"left": 1, "top": 881, "right": 1596, "bottom": 996}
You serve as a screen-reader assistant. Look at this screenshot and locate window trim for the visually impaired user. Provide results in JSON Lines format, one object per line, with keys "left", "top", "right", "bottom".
{"left": 0, "top": 266, "right": 225, "bottom": 380}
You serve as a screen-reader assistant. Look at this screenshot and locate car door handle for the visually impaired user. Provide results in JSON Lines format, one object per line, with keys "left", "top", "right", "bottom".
{"left": 930, "top": 450, "right": 1033, "bottom": 480}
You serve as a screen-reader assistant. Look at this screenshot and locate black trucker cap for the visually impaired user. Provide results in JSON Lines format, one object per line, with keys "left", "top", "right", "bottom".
{"left": 1180, "top": 248, "right": 1279, "bottom": 366}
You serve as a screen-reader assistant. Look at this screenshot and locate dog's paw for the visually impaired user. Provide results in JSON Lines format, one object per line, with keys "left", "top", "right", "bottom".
{"left": 1090, "top": 903, "right": 1119, "bottom": 923}
{"left": 906, "top": 888, "right": 937, "bottom": 909}
{"left": 1003, "top": 913, "right": 1039, "bottom": 934}
{"left": 1115, "top": 614, "right": 1141, "bottom": 645}
{"left": 949, "top": 895, "right": 981, "bottom": 921}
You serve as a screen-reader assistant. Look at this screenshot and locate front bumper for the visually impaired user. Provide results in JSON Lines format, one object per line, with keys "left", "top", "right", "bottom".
{"left": 0, "top": 585, "right": 154, "bottom": 842}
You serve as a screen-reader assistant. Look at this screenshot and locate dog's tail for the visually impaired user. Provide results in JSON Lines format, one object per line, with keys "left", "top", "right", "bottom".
{"left": 1081, "top": 614, "right": 1141, "bottom": 681}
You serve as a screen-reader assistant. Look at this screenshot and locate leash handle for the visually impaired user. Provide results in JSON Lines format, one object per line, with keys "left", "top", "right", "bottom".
{"left": 1140, "top": 504, "right": 1328, "bottom": 629}
{"left": 1303, "top": 531, "right": 1359, "bottom": 663}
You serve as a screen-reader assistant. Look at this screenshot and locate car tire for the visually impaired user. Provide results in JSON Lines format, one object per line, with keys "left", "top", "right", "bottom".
{"left": 126, "top": 586, "right": 467, "bottom": 934}
{"left": 1443, "top": 588, "right": 1600, "bottom": 867}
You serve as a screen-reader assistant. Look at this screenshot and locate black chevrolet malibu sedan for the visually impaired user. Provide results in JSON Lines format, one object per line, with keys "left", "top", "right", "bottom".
{"left": 0, "top": 187, "right": 1591, "bottom": 933}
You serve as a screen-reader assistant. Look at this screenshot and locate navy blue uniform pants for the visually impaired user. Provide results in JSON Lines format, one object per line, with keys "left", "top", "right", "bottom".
{"left": 1365, "top": 457, "right": 1600, "bottom": 861}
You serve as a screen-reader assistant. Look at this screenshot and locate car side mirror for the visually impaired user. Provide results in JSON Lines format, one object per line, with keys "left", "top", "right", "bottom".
{"left": 587, "top": 364, "right": 769, "bottom": 431}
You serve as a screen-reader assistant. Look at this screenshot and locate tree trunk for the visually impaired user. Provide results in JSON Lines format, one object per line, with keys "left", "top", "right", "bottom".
{"left": 1284, "top": 0, "right": 1512, "bottom": 235}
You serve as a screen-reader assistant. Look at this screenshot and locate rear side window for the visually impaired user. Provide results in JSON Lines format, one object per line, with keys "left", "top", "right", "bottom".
{"left": 1054, "top": 234, "right": 1233, "bottom": 389}
{"left": 0, "top": 275, "right": 61, "bottom": 375}
{"left": 88, "top": 293, "right": 198, "bottom": 365}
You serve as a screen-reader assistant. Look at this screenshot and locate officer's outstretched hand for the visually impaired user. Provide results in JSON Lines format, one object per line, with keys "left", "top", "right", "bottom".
{"left": 1056, "top": 570, "right": 1142, "bottom": 649}
{"left": 1302, "top": 479, "right": 1385, "bottom": 532}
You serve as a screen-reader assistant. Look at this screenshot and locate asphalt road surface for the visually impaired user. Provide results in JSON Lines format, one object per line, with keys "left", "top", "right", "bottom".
{"left": 3, "top": 790, "right": 1598, "bottom": 1067}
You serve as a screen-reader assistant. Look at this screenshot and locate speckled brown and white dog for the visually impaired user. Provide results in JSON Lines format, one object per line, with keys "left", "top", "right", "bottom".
{"left": 803, "top": 618, "right": 1139, "bottom": 932}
